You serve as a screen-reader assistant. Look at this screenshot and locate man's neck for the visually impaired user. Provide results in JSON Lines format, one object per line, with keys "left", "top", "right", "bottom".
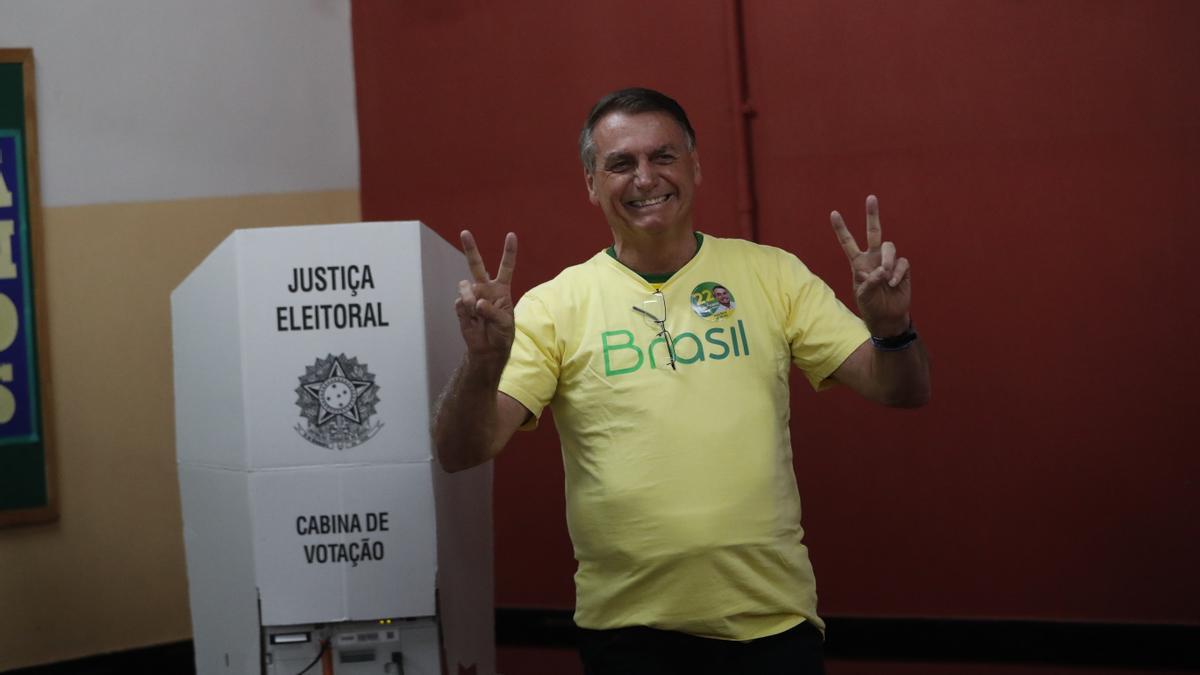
{"left": 611, "top": 229, "right": 698, "bottom": 276}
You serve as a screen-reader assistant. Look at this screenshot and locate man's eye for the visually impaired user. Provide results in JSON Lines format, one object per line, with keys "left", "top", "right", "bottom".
{"left": 608, "top": 162, "right": 631, "bottom": 173}
{"left": 654, "top": 154, "right": 677, "bottom": 164}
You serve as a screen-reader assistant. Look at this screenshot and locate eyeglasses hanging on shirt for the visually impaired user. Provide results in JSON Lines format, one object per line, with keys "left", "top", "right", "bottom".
{"left": 632, "top": 290, "right": 677, "bottom": 371}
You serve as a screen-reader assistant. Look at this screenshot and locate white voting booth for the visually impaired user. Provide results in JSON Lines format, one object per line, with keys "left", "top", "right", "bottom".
{"left": 171, "top": 221, "right": 494, "bottom": 675}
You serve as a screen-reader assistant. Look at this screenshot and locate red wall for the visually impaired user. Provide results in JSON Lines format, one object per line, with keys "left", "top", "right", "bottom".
{"left": 353, "top": 1, "right": 1200, "bottom": 624}
{"left": 352, "top": 0, "right": 747, "bottom": 610}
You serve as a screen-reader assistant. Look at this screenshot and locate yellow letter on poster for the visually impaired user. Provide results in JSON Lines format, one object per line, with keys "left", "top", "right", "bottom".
{"left": 0, "top": 364, "right": 13, "bottom": 424}
{"left": 0, "top": 293, "right": 17, "bottom": 351}
{"left": 0, "top": 221, "right": 15, "bottom": 279}
{"left": 0, "top": 152, "right": 12, "bottom": 208}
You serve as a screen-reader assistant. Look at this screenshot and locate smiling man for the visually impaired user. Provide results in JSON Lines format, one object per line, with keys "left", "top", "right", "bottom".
{"left": 582, "top": 103, "right": 702, "bottom": 276}
{"left": 434, "top": 88, "right": 931, "bottom": 675}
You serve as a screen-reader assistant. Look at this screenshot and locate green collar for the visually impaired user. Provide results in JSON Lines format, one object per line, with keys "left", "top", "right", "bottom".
{"left": 607, "top": 232, "right": 704, "bottom": 283}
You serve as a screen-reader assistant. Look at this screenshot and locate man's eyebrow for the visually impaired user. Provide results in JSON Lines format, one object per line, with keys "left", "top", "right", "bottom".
{"left": 602, "top": 150, "right": 633, "bottom": 164}
{"left": 602, "top": 144, "right": 680, "bottom": 163}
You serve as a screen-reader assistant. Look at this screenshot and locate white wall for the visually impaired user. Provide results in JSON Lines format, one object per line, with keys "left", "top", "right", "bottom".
{"left": 0, "top": 0, "right": 359, "bottom": 207}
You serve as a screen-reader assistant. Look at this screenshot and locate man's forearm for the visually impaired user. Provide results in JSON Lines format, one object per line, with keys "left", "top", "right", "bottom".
{"left": 870, "top": 338, "right": 931, "bottom": 408}
{"left": 433, "top": 354, "right": 507, "bottom": 472}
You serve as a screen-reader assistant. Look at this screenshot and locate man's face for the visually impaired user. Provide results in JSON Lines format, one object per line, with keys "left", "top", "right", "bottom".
{"left": 713, "top": 286, "right": 731, "bottom": 307}
{"left": 585, "top": 111, "right": 701, "bottom": 238}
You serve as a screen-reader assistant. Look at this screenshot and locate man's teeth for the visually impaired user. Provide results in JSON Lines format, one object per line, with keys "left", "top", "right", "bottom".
{"left": 630, "top": 195, "right": 670, "bottom": 208}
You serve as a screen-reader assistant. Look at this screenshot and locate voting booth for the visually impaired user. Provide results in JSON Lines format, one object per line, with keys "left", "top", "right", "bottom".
{"left": 171, "top": 222, "right": 494, "bottom": 675}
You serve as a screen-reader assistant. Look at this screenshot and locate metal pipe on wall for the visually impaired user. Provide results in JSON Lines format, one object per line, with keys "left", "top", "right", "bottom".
{"left": 725, "top": 0, "right": 759, "bottom": 242}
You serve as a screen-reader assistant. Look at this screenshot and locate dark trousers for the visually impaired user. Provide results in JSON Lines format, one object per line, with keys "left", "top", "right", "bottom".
{"left": 577, "top": 621, "right": 825, "bottom": 675}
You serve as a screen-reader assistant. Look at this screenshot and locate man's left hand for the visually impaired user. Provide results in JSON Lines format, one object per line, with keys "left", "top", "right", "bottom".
{"left": 830, "top": 195, "right": 911, "bottom": 337}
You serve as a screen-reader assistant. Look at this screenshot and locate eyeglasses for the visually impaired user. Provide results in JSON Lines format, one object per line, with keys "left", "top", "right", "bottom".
{"left": 631, "top": 290, "right": 677, "bottom": 371}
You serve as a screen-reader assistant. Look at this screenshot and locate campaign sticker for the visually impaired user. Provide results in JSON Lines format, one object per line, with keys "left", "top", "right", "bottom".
{"left": 690, "top": 282, "right": 736, "bottom": 320}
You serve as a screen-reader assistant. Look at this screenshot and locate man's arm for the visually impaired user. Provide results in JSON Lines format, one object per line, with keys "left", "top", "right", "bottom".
{"left": 432, "top": 230, "right": 529, "bottom": 473}
{"left": 827, "top": 195, "right": 931, "bottom": 408}
{"left": 434, "top": 358, "right": 530, "bottom": 472}
{"left": 831, "top": 337, "right": 930, "bottom": 408}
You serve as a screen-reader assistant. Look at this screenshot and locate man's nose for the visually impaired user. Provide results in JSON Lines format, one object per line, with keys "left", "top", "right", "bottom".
{"left": 632, "top": 160, "right": 656, "bottom": 189}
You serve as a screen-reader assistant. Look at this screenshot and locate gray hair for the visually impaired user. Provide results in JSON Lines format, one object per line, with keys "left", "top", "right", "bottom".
{"left": 579, "top": 87, "right": 696, "bottom": 174}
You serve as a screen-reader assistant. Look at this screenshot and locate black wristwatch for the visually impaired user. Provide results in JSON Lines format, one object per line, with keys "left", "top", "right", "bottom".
{"left": 870, "top": 323, "right": 918, "bottom": 351}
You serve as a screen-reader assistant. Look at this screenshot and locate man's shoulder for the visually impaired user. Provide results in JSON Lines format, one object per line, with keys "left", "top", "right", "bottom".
{"left": 702, "top": 233, "right": 802, "bottom": 268}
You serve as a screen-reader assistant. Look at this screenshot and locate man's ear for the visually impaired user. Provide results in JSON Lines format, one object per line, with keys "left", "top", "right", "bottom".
{"left": 692, "top": 150, "right": 702, "bottom": 186}
{"left": 585, "top": 170, "right": 599, "bottom": 205}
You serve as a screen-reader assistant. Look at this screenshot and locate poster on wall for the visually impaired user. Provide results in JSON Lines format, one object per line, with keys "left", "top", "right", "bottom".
{"left": 0, "top": 49, "right": 55, "bottom": 527}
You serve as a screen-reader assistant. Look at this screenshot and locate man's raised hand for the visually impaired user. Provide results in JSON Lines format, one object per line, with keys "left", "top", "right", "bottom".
{"left": 455, "top": 230, "right": 518, "bottom": 359}
{"left": 830, "top": 195, "right": 912, "bottom": 338}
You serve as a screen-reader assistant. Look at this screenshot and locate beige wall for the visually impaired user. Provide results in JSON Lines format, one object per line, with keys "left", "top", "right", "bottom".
{"left": 0, "top": 189, "right": 360, "bottom": 670}
{"left": 3, "top": 1, "right": 359, "bottom": 665}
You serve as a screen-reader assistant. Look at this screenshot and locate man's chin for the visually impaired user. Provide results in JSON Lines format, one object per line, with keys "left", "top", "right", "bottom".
{"left": 623, "top": 210, "right": 689, "bottom": 233}
{"left": 625, "top": 220, "right": 682, "bottom": 236}
{"left": 602, "top": 207, "right": 691, "bottom": 238}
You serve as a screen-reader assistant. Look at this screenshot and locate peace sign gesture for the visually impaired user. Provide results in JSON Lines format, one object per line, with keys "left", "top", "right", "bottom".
{"left": 831, "top": 195, "right": 912, "bottom": 338}
{"left": 455, "top": 230, "right": 518, "bottom": 359}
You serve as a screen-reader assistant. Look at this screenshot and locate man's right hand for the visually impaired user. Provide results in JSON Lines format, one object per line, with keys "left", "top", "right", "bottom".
{"left": 455, "top": 230, "right": 518, "bottom": 359}
{"left": 436, "top": 230, "right": 527, "bottom": 473}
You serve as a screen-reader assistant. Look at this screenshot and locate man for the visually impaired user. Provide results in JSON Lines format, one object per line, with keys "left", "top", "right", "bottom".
{"left": 434, "top": 88, "right": 930, "bottom": 675}
{"left": 711, "top": 284, "right": 735, "bottom": 316}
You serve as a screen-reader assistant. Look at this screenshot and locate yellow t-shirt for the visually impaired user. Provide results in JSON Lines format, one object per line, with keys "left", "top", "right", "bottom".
{"left": 498, "top": 234, "right": 869, "bottom": 641}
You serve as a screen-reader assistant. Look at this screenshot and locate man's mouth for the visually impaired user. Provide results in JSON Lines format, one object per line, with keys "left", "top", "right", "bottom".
{"left": 627, "top": 194, "right": 671, "bottom": 209}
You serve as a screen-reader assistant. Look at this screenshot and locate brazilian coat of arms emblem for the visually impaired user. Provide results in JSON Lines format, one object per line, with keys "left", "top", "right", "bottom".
{"left": 294, "top": 353, "right": 383, "bottom": 450}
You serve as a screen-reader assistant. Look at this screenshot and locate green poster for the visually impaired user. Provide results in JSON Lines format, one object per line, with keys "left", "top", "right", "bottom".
{"left": 0, "top": 50, "right": 55, "bottom": 526}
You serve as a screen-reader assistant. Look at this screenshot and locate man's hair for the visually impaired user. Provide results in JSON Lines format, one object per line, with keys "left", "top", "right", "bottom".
{"left": 579, "top": 87, "right": 696, "bottom": 174}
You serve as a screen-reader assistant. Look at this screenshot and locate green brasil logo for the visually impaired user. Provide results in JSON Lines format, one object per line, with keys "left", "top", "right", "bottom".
{"left": 601, "top": 319, "right": 751, "bottom": 376}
